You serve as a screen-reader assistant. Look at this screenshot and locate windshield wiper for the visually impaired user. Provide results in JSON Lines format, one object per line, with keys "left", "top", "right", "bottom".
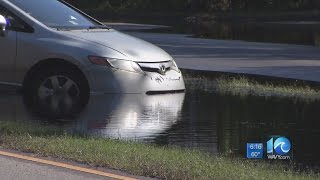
{"left": 88, "top": 25, "right": 111, "bottom": 30}
{"left": 55, "top": 27, "right": 71, "bottom": 31}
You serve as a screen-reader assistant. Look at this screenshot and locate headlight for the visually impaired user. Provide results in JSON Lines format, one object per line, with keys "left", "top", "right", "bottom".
{"left": 88, "top": 56, "right": 144, "bottom": 74}
{"left": 170, "top": 60, "right": 180, "bottom": 73}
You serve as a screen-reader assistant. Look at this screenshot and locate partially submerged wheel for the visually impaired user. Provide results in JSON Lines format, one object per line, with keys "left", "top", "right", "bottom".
{"left": 38, "top": 75, "right": 81, "bottom": 114}
{"left": 24, "top": 65, "right": 89, "bottom": 118}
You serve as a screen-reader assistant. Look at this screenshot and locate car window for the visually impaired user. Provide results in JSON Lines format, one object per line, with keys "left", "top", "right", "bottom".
{"left": 0, "top": 5, "right": 30, "bottom": 32}
{"left": 9, "top": 0, "right": 99, "bottom": 29}
{"left": 0, "top": 5, "right": 10, "bottom": 19}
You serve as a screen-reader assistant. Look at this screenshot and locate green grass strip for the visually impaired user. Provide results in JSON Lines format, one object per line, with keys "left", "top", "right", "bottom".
{"left": 184, "top": 74, "right": 320, "bottom": 100}
{"left": 0, "top": 121, "right": 318, "bottom": 180}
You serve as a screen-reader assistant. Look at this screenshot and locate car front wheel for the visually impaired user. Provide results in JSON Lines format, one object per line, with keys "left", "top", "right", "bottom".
{"left": 25, "top": 65, "right": 89, "bottom": 118}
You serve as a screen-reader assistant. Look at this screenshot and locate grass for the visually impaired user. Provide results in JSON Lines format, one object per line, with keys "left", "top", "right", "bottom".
{"left": 0, "top": 121, "right": 319, "bottom": 180}
{"left": 216, "top": 76, "right": 320, "bottom": 98}
{"left": 183, "top": 72, "right": 320, "bottom": 100}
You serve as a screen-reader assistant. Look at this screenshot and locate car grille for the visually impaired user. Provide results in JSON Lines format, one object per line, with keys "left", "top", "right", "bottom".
{"left": 137, "top": 61, "right": 173, "bottom": 74}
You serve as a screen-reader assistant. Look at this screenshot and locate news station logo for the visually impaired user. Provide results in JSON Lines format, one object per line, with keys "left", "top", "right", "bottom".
{"left": 267, "top": 136, "right": 292, "bottom": 160}
{"left": 246, "top": 136, "right": 292, "bottom": 160}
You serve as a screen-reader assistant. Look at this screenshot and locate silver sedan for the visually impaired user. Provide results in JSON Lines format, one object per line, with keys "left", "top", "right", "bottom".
{"left": 0, "top": 0, "right": 185, "bottom": 107}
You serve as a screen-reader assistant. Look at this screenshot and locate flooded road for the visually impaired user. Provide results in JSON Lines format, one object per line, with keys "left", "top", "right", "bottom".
{"left": 1, "top": 82, "right": 320, "bottom": 168}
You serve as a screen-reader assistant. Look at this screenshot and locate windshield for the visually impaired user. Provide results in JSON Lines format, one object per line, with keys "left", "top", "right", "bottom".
{"left": 9, "top": 0, "right": 100, "bottom": 29}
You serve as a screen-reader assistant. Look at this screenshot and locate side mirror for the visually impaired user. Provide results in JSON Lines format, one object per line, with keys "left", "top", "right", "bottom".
{"left": 0, "top": 15, "right": 7, "bottom": 36}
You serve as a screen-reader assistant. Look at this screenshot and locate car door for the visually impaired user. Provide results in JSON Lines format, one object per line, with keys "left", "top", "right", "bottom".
{"left": 0, "top": 5, "right": 17, "bottom": 83}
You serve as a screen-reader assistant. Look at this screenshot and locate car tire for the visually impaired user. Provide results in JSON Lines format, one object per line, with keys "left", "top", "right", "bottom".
{"left": 24, "top": 65, "right": 89, "bottom": 118}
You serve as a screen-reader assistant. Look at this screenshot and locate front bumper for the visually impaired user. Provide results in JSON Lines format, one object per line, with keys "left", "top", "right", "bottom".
{"left": 87, "top": 65, "right": 185, "bottom": 94}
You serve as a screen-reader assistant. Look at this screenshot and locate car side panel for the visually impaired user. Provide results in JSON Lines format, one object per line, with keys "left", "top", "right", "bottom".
{"left": 14, "top": 30, "right": 126, "bottom": 92}
{"left": 0, "top": 30, "right": 16, "bottom": 83}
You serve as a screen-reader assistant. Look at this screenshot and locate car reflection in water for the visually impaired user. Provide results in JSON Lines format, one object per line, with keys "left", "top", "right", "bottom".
{"left": 73, "top": 93, "right": 185, "bottom": 140}
{"left": 1, "top": 91, "right": 185, "bottom": 141}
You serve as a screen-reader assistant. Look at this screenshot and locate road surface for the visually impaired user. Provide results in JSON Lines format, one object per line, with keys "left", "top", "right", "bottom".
{"left": 0, "top": 156, "right": 110, "bottom": 180}
{"left": 0, "top": 150, "right": 147, "bottom": 180}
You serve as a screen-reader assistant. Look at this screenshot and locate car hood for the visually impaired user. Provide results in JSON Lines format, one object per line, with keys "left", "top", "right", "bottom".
{"left": 62, "top": 30, "right": 172, "bottom": 62}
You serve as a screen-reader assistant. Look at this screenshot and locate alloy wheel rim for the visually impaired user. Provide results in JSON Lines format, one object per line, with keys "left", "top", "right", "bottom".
{"left": 37, "top": 75, "right": 80, "bottom": 114}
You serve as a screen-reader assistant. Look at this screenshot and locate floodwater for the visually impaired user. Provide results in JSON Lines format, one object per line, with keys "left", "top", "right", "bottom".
{"left": 1, "top": 83, "right": 320, "bottom": 169}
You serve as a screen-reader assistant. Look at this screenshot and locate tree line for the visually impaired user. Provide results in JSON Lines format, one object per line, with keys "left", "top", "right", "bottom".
{"left": 66, "top": 0, "right": 320, "bottom": 12}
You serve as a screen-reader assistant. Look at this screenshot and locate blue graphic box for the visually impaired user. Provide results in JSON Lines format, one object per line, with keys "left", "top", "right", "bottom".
{"left": 247, "top": 143, "right": 263, "bottom": 159}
